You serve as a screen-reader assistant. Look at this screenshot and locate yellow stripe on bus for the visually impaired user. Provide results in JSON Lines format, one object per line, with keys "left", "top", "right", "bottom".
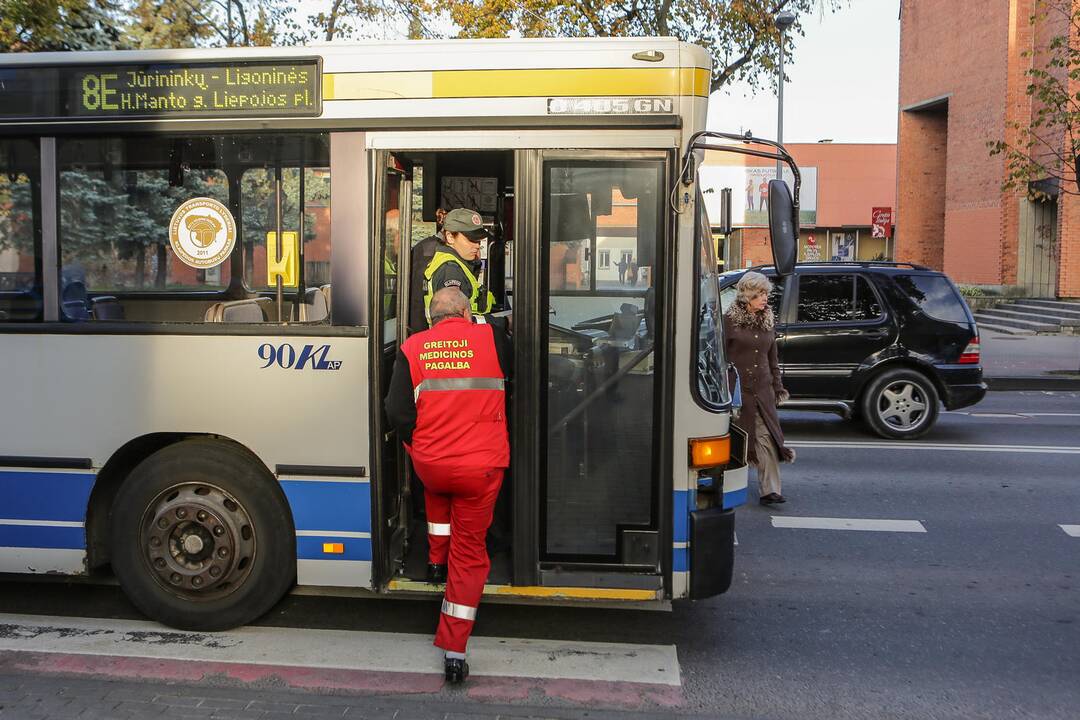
{"left": 386, "top": 578, "right": 659, "bottom": 601}
{"left": 324, "top": 67, "right": 711, "bottom": 101}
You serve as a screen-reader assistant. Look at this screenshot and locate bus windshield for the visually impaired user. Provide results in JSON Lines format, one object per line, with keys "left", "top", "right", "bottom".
{"left": 694, "top": 187, "right": 729, "bottom": 409}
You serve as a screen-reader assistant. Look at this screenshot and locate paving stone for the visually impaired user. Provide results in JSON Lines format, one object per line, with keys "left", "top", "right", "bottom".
{"left": 245, "top": 700, "right": 300, "bottom": 714}
{"left": 294, "top": 703, "right": 349, "bottom": 717}
{"left": 197, "top": 698, "right": 250, "bottom": 711}
{"left": 207, "top": 710, "right": 267, "bottom": 720}
{"left": 154, "top": 694, "right": 206, "bottom": 708}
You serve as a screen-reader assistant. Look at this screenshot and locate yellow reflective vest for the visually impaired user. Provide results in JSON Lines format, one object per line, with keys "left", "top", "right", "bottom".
{"left": 423, "top": 250, "right": 494, "bottom": 326}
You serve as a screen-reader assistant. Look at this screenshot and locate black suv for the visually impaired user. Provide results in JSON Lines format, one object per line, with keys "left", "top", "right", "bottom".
{"left": 718, "top": 262, "right": 987, "bottom": 439}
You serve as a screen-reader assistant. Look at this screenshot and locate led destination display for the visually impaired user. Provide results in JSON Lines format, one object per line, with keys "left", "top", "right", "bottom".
{"left": 0, "top": 60, "right": 320, "bottom": 120}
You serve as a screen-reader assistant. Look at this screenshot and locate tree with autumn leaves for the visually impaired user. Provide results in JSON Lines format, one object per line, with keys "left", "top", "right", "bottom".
{"left": 2, "top": 0, "right": 840, "bottom": 95}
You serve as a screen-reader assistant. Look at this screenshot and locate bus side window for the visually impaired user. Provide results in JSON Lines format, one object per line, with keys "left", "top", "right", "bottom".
{"left": 54, "top": 135, "right": 330, "bottom": 324}
{"left": 0, "top": 139, "right": 43, "bottom": 323}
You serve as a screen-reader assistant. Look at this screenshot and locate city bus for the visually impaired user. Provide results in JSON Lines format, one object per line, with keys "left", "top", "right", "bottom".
{"left": 0, "top": 38, "right": 794, "bottom": 630}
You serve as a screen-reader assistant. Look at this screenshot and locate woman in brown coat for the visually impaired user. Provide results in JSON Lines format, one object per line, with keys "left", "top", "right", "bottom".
{"left": 723, "top": 271, "right": 795, "bottom": 505}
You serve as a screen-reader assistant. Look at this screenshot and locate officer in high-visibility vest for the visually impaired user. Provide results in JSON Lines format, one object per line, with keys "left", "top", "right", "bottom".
{"left": 385, "top": 287, "right": 512, "bottom": 684}
{"left": 423, "top": 208, "right": 496, "bottom": 326}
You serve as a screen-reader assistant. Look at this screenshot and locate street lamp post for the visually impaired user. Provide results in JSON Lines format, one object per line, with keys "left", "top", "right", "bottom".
{"left": 774, "top": 10, "right": 796, "bottom": 179}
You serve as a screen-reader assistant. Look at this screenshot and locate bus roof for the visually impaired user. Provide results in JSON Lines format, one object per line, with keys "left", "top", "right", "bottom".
{"left": 0, "top": 38, "right": 711, "bottom": 133}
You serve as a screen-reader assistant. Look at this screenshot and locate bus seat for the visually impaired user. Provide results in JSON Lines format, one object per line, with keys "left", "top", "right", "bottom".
{"left": 203, "top": 302, "right": 223, "bottom": 322}
{"left": 90, "top": 296, "right": 124, "bottom": 320}
{"left": 218, "top": 297, "right": 270, "bottom": 323}
{"left": 298, "top": 286, "right": 329, "bottom": 322}
{"left": 61, "top": 281, "right": 90, "bottom": 321}
{"left": 62, "top": 301, "right": 91, "bottom": 321}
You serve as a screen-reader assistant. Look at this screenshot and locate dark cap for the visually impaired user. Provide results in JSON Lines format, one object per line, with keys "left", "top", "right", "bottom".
{"left": 443, "top": 208, "right": 489, "bottom": 239}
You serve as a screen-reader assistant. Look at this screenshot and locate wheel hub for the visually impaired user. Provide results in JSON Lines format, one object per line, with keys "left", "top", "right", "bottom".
{"left": 141, "top": 484, "right": 256, "bottom": 601}
{"left": 878, "top": 381, "right": 928, "bottom": 430}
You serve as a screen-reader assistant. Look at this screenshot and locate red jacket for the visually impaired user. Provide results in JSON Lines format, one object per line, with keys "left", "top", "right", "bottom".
{"left": 394, "top": 317, "right": 509, "bottom": 469}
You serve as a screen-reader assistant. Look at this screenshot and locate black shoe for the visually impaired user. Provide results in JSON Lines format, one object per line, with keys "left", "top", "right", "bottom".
{"left": 426, "top": 563, "right": 447, "bottom": 584}
{"left": 759, "top": 493, "right": 786, "bottom": 505}
{"left": 444, "top": 657, "right": 469, "bottom": 684}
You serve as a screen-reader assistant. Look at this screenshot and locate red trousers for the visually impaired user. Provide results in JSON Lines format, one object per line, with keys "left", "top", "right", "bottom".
{"left": 411, "top": 459, "right": 504, "bottom": 654}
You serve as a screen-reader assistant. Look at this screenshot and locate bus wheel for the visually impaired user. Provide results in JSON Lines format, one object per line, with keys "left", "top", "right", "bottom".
{"left": 110, "top": 439, "right": 294, "bottom": 631}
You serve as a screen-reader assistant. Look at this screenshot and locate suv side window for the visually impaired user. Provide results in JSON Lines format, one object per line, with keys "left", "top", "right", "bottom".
{"left": 893, "top": 273, "right": 969, "bottom": 323}
{"left": 852, "top": 275, "right": 883, "bottom": 320}
{"left": 796, "top": 274, "right": 853, "bottom": 322}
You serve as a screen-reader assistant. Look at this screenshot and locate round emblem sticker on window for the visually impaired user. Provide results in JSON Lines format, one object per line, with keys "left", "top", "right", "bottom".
{"left": 169, "top": 197, "right": 237, "bottom": 269}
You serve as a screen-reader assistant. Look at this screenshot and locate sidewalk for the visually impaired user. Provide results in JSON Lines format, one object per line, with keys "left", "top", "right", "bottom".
{"left": 0, "top": 671, "right": 715, "bottom": 720}
{"left": 981, "top": 330, "right": 1080, "bottom": 390}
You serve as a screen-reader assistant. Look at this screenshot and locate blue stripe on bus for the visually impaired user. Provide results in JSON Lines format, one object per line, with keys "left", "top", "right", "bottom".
{"left": 723, "top": 486, "right": 748, "bottom": 509}
{"left": 673, "top": 490, "right": 690, "bottom": 543}
{"left": 280, "top": 480, "right": 371, "bottom": 534}
{"left": 0, "top": 470, "right": 95, "bottom": 523}
{"left": 0, "top": 524, "right": 85, "bottom": 550}
{"left": 297, "top": 535, "right": 372, "bottom": 561}
{"left": 672, "top": 547, "right": 688, "bottom": 573}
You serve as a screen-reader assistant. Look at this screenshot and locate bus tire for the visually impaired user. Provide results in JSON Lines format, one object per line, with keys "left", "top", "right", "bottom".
{"left": 860, "top": 367, "right": 939, "bottom": 440}
{"left": 110, "top": 439, "right": 295, "bottom": 631}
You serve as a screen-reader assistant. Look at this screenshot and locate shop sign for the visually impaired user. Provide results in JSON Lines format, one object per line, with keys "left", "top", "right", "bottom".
{"left": 872, "top": 207, "right": 893, "bottom": 238}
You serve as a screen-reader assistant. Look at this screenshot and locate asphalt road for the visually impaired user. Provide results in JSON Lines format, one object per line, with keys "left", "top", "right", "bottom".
{"left": 0, "top": 390, "right": 1077, "bottom": 719}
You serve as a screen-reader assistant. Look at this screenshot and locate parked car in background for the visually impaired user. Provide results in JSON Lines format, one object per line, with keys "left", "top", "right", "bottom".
{"left": 719, "top": 262, "right": 987, "bottom": 439}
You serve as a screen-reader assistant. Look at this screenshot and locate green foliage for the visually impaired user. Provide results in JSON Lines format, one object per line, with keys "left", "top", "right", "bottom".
{"left": 0, "top": 0, "right": 125, "bottom": 51}
{"left": 0, "top": 0, "right": 302, "bottom": 51}
{"left": 957, "top": 284, "right": 984, "bottom": 298}
{"left": 311, "top": 0, "right": 844, "bottom": 93}
{"left": 988, "top": 0, "right": 1079, "bottom": 198}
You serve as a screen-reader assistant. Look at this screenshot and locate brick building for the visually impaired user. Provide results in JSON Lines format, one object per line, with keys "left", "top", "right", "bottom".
{"left": 896, "top": 0, "right": 1079, "bottom": 298}
{"left": 701, "top": 143, "right": 897, "bottom": 270}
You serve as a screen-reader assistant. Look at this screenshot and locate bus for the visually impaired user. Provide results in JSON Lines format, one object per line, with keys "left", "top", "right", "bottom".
{"left": 0, "top": 38, "right": 795, "bottom": 630}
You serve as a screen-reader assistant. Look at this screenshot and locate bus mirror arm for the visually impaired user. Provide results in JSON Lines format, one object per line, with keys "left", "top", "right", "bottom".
{"left": 548, "top": 344, "right": 654, "bottom": 436}
{"left": 678, "top": 131, "right": 801, "bottom": 278}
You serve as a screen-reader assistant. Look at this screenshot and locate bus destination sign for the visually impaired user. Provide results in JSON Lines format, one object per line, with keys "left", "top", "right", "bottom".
{"left": 0, "top": 60, "right": 321, "bottom": 121}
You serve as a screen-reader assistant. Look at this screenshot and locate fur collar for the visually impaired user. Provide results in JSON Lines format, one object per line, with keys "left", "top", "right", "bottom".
{"left": 726, "top": 301, "right": 775, "bottom": 331}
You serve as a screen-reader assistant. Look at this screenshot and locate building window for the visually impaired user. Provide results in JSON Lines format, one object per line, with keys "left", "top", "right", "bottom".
{"left": 598, "top": 249, "right": 610, "bottom": 269}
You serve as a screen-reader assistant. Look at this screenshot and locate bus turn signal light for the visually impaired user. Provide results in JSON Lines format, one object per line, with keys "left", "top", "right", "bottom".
{"left": 690, "top": 435, "right": 730, "bottom": 469}
{"left": 323, "top": 543, "right": 344, "bottom": 554}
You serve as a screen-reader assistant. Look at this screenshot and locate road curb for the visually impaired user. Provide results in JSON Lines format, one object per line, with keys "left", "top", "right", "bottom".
{"left": 985, "top": 376, "right": 1080, "bottom": 391}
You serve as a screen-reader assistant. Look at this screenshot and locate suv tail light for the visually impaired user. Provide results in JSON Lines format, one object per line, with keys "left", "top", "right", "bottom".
{"left": 958, "top": 336, "right": 980, "bottom": 364}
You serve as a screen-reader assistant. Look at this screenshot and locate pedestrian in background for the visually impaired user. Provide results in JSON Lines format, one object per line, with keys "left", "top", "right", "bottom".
{"left": 723, "top": 271, "right": 794, "bottom": 505}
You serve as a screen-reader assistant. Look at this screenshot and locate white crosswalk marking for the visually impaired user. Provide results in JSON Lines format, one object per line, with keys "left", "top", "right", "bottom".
{"left": 0, "top": 613, "right": 679, "bottom": 685}
{"left": 772, "top": 516, "right": 927, "bottom": 533}
{"left": 1060, "top": 525, "right": 1080, "bottom": 538}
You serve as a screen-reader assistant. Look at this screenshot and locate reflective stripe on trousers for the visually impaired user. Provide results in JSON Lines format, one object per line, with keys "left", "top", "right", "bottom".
{"left": 427, "top": 522, "right": 451, "bottom": 536}
{"left": 441, "top": 598, "right": 478, "bottom": 622}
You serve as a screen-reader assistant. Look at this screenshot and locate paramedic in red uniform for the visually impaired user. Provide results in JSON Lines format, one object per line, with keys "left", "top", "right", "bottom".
{"left": 384, "top": 287, "right": 512, "bottom": 684}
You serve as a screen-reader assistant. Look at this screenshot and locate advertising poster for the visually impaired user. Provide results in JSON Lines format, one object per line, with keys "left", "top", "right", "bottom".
{"left": 699, "top": 164, "right": 817, "bottom": 227}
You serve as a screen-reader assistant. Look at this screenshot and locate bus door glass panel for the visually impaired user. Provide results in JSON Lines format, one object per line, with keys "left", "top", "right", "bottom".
{"left": 783, "top": 273, "right": 887, "bottom": 398}
{"left": 541, "top": 159, "right": 664, "bottom": 561}
{"left": 374, "top": 154, "right": 410, "bottom": 576}
{"left": 0, "top": 139, "right": 42, "bottom": 322}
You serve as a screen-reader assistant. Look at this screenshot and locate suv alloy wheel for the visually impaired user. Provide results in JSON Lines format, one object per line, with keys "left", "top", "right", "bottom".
{"left": 860, "top": 368, "right": 940, "bottom": 439}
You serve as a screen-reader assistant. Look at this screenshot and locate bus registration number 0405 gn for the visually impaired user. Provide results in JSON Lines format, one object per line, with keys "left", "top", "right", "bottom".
{"left": 546, "top": 97, "right": 674, "bottom": 115}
